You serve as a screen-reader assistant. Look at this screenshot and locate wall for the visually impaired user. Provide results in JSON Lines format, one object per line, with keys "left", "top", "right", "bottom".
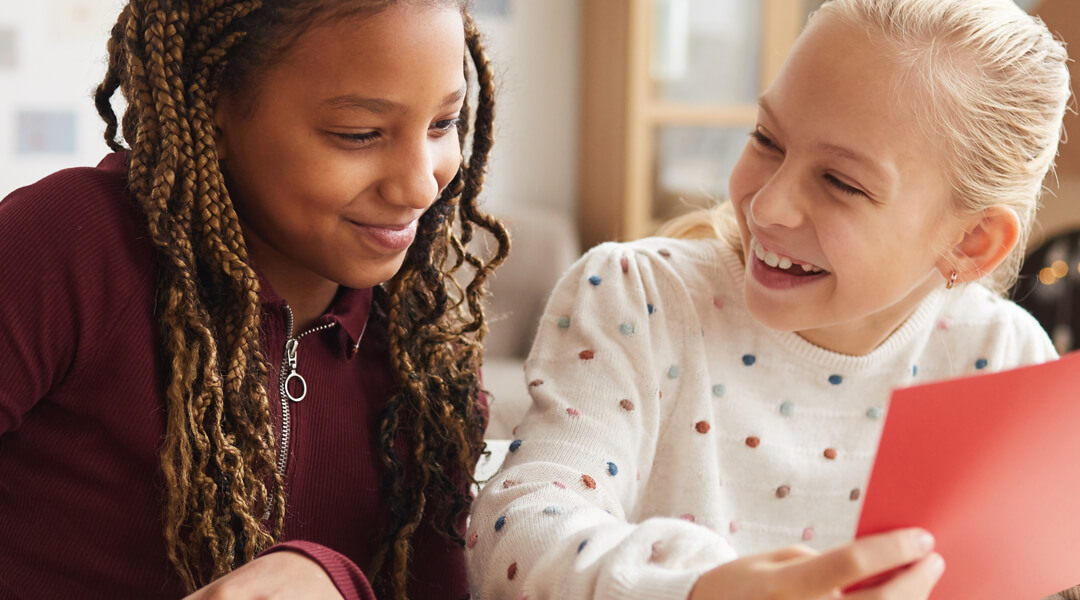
{"left": 0, "top": 0, "right": 582, "bottom": 220}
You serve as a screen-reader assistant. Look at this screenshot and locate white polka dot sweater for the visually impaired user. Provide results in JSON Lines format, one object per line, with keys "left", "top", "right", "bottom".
{"left": 467, "top": 237, "right": 1057, "bottom": 600}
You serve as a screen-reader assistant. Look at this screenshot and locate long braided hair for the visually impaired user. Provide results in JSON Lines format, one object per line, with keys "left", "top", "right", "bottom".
{"left": 94, "top": 1, "right": 507, "bottom": 597}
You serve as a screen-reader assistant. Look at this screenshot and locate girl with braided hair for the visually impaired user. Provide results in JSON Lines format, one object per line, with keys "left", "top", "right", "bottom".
{"left": 0, "top": 0, "right": 507, "bottom": 598}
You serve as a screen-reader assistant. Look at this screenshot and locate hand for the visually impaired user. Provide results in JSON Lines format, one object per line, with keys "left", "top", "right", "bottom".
{"left": 689, "top": 528, "right": 945, "bottom": 600}
{"left": 183, "top": 550, "right": 343, "bottom": 600}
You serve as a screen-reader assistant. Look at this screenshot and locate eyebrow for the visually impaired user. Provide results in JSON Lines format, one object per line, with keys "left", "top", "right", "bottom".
{"left": 757, "top": 96, "right": 890, "bottom": 183}
{"left": 323, "top": 85, "right": 467, "bottom": 114}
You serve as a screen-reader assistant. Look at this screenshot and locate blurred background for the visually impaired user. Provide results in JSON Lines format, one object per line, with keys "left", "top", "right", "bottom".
{"left": 0, "top": 0, "right": 1075, "bottom": 434}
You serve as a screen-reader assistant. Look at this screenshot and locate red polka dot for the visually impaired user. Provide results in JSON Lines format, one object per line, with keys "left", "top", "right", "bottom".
{"left": 566, "top": 407, "right": 581, "bottom": 417}
{"left": 938, "top": 318, "right": 952, "bottom": 330}
{"left": 582, "top": 474, "right": 597, "bottom": 489}
{"left": 659, "top": 249, "right": 672, "bottom": 258}
{"left": 619, "top": 399, "right": 635, "bottom": 412}
{"left": 729, "top": 521, "right": 739, "bottom": 534}
{"left": 745, "top": 436, "right": 761, "bottom": 448}
{"left": 824, "top": 448, "right": 838, "bottom": 460}
{"left": 850, "top": 488, "right": 861, "bottom": 501}
{"left": 658, "top": 390, "right": 663, "bottom": 399}
{"left": 553, "top": 481, "right": 567, "bottom": 489}
{"left": 502, "top": 479, "right": 519, "bottom": 489}
{"left": 507, "top": 562, "right": 518, "bottom": 580}
{"left": 620, "top": 257, "right": 629, "bottom": 273}
{"left": 680, "top": 513, "right": 696, "bottom": 522}
{"left": 695, "top": 421, "right": 711, "bottom": 434}
{"left": 467, "top": 532, "right": 479, "bottom": 548}
{"left": 776, "top": 485, "right": 791, "bottom": 498}
{"left": 528, "top": 379, "right": 544, "bottom": 387}
{"left": 713, "top": 296, "right": 724, "bottom": 310}
{"left": 802, "top": 527, "right": 815, "bottom": 541}
{"left": 579, "top": 350, "right": 595, "bottom": 360}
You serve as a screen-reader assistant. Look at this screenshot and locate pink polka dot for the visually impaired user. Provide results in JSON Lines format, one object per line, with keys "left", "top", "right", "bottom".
{"left": 553, "top": 481, "right": 567, "bottom": 489}
{"left": 636, "top": 471, "right": 641, "bottom": 481}
{"left": 502, "top": 479, "right": 519, "bottom": 489}
{"left": 680, "top": 514, "right": 696, "bottom": 523}
{"left": 649, "top": 541, "right": 663, "bottom": 562}
{"left": 938, "top": 318, "right": 952, "bottom": 330}
{"left": 802, "top": 527, "right": 815, "bottom": 541}
{"left": 619, "top": 399, "right": 635, "bottom": 412}
{"left": 713, "top": 296, "right": 724, "bottom": 310}
{"left": 566, "top": 407, "right": 581, "bottom": 417}
{"left": 729, "top": 521, "right": 739, "bottom": 534}
{"left": 620, "top": 257, "right": 629, "bottom": 273}
{"left": 467, "top": 532, "right": 479, "bottom": 548}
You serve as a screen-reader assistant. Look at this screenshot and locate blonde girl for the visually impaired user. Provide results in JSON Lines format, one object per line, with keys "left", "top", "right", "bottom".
{"left": 467, "top": 0, "right": 1069, "bottom": 598}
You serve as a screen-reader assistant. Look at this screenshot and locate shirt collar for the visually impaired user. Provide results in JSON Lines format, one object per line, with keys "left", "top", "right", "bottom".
{"left": 255, "top": 271, "right": 373, "bottom": 354}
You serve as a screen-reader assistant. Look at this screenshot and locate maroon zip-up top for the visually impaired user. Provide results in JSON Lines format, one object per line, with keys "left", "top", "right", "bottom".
{"left": 0, "top": 154, "right": 468, "bottom": 599}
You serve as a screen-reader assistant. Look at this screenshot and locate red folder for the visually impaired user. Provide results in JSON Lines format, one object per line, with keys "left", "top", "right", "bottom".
{"left": 856, "top": 351, "right": 1080, "bottom": 599}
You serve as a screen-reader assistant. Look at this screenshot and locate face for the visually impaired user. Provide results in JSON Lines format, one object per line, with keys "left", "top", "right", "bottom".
{"left": 728, "top": 13, "right": 967, "bottom": 355}
{"left": 215, "top": 2, "right": 466, "bottom": 297}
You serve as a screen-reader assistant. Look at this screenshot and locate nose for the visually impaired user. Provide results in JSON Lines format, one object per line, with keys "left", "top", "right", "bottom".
{"left": 748, "top": 164, "right": 805, "bottom": 230}
{"left": 379, "top": 137, "right": 448, "bottom": 211}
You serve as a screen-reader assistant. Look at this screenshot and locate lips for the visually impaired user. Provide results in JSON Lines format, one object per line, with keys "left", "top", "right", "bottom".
{"left": 349, "top": 219, "right": 418, "bottom": 251}
{"left": 750, "top": 239, "right": 827, "bottom": 275}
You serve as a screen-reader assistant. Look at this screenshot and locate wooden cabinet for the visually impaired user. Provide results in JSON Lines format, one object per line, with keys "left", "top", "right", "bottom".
{"left": 578, "top": 0, "right": 822, "bottom": 248}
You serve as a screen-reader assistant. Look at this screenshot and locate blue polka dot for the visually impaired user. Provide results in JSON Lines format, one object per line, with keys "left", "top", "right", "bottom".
{"left": 742, "top": 354, "right": 756, "bottom": 366}
{"left": 711, "top": 384, "right": 725, "bottom": 398}
{"left": 828, "top": 374, "right": 843, "bottom": 385}
{"left": 577, "top": 539, "right": 589, "bottom": 554}
{"left": 495, "top": 516, "right": 507, "bottom": 531}
{"left": 912, "top": 364, "right": 918, "bottom": 376}
{"left": 589, "top": 276, "right": 602, "bottom": 286}
{"left": 647, "top": 303, "right": 655, "bottom": 315}
{"left": 619, "top": 323, "right": 635, "bottom": 335}
{"left": 543, "top": 506, "right": 563, "bottom": 515}
{"left": 509, "top": 439, "right": 522, "bottom": 452}
{"left": 607, "top": 462, "right": 618, "bottom": 476}
{"left": 975, "top": 358, "right": 988, "bottom": 370}
{"left": 558, "top": 317, "right": 571, "bottom": 329}
{"left": 780, "top": 402, "right": 794, "bottom": 416}
{"left": 866, "top": 406, "right": 884, "bottom": 419}
{"left": 667, "top": 365, "right": 680, "bottom": 379}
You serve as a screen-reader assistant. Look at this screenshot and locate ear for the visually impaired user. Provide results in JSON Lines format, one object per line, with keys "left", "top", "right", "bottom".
{"left": 213, "top": 96, "right": 232, "bottom": 162}
{"left": 937, "top": 206, "right": 1021, "bottom": 285}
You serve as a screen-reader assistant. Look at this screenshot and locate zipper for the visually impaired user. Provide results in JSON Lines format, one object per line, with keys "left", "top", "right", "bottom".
{"left": 275, "top": 304, "right": 337, "bottom": 475}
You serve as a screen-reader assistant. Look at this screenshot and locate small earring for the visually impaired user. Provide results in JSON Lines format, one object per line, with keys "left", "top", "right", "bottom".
{"left": 946, "top": 270, "right": 958, "bottom": 290}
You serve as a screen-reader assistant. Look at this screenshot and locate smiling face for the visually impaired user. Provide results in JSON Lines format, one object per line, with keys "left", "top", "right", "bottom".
{"left": 729, "top": 13, "right": 970, "bottom": 355}
{"left": 215, "top": 1, "right": 466, "bottom": 305}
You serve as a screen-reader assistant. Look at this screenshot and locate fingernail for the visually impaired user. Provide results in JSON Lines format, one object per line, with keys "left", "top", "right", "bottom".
{"left": 928, "top": 553, "right": 946, "bottom": 575}
{"left": 913, "top": 530, "right": 935, "bottom": 553}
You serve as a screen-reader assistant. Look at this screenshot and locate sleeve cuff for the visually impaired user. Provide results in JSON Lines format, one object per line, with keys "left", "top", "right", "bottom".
{"left": 261, "top": 541, "right": 376, "bottom": 600}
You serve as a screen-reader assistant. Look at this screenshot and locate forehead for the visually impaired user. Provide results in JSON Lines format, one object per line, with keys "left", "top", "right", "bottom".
{"left": 259, "top": 3, "right": 466, "bottom": 104}
{"left": 765, "top": 13, "right": 946, "bottom": 178}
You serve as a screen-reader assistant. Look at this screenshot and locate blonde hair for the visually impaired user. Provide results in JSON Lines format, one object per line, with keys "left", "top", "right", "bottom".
{"left": 662, "top": 0, "right": 1071, "bottom": 295}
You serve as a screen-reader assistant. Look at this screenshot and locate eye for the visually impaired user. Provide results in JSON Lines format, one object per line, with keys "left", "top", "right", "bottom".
{"left": 431, "top": 117, "right": 461, "bottom": 134}
{"left": 331, "top": 131, "right": 380, "bottom": 145}
{"left": 749, "top": 128, "right": 780, "bottom": 152}
{"left": 824, "top": 173, "right": 866, "bottom": 197}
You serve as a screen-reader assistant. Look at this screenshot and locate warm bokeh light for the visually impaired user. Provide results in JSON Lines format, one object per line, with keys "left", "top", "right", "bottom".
{"left": 1052, "top": 260, "right": 1069, "bottom": 278}
{"left": 1040, "top": 267, "right": 1059, "bottom": 285}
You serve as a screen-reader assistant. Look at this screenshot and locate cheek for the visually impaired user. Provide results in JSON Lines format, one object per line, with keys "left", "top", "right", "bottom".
{"left": 435, "top": 140, "right": 463, "bottom": 190}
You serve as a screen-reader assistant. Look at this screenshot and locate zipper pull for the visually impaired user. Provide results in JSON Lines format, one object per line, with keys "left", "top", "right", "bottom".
{"left": 283, "top": 338, "right": 307, "bottom": 402}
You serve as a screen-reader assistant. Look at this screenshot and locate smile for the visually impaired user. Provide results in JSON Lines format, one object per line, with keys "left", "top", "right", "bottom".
{"left": 751, "top": 239, "right": 826, "bottom": 274}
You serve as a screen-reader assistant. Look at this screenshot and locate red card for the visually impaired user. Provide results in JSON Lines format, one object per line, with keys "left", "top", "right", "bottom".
{"left": 856, "top": 351, "right": 1080, "bottom": 599}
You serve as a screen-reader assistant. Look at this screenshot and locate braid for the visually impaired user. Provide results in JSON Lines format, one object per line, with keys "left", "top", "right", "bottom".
{"left": 372, "top": 12, "right": 509, "bottom": 599}
{"left": 100, "top": 0, "right": 282, "bottom": 591}
{"left": 99, "top": 1, "right": 506, "bottom": 596}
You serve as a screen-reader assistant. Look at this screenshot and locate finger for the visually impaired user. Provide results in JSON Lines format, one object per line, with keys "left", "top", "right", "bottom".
{"left": 843, "top": 552, "right": 946, "bottom": 600}
{"left": 784, "top": 528, "right": 935, "bottom": 594}
{"left": 765, "top": 544, "right": 819, "bottom": 563}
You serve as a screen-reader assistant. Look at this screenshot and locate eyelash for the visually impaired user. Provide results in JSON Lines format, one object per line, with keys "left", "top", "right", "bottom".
{"left": 332, "top": 118, "right": 461, "bottom": 145}
{"left": 750, "top": 129, "right": 867, "bottom": 198}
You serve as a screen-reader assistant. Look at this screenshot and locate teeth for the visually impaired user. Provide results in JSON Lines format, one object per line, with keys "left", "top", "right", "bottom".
{"left": 752, "top": 239, "right": 824, "bottom": 274}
